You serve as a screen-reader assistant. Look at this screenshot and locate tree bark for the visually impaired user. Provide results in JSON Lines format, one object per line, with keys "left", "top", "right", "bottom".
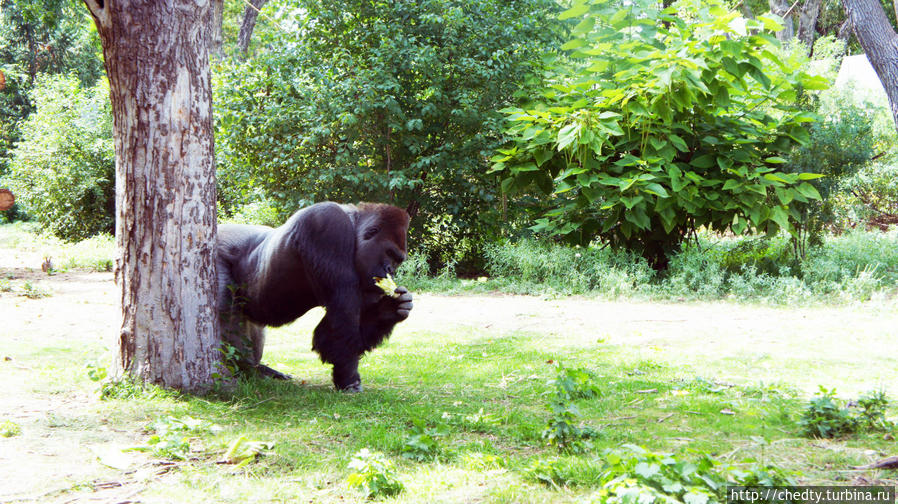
{"left": 83, "top": 0, "right": 221, "bottom": 392}
{"left": 769, "top": 0, "right": 795, "bottom": 42}
{"left": 797, "top": 0, "right": 823, "bottom": 48}
{"left": 237, "top": 0, "right": 269, "bottom": 56}
{"left": 843, "top": 0, "right": 898, "bottom": 132}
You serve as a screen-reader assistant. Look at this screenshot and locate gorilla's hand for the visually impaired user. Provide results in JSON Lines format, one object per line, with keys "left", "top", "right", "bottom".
{"left": 393, "top": 286, "right": 413, "bottom": 320}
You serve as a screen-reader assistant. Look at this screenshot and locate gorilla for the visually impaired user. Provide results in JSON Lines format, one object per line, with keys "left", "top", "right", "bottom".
{"left": 216, "top": 201, "right": 413, "bottom": 392}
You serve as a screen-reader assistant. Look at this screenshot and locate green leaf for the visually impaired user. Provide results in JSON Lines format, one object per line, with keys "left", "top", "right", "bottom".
{"left": 669, "top": 134, "right": 688, "bottom": 152}
{"left": 572, "top": 16, "right": 595, "bottom": 36}
{"left": 770, "top": 206, "right": 790, "bottom": 230}
{"left": 759, "top": 14, "right": 785, "bottom": 32}
{"left": 798, "top": 172, "right": 824, "bottom": 180}
{"left": 644, "top": 183, "right": 669, "bottom": 198}
{"left": 691, "top": 154, "right": 715, "bottom": 169}
{"left": 561, "top": 39, "right": 586, "bottom": 51}
{"left": 609, "top": 8, "right": 630, "bottom": 27}
{"left": 796, "top": 182, "right": 821, "bottom": 200}
{"left": 559, "top": 3, "right": 589, "bottom": 20}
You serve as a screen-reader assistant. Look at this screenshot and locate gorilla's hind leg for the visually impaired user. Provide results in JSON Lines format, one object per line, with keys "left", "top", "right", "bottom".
{"left": 221, "top": 313, "right": 292, "bottom": 380}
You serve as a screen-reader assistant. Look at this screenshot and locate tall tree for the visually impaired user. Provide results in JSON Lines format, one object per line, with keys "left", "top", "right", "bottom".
{"left": 82, "top": 0, "right": 221, "bottom": 391}
{"left": 843, "top": 0, "right": 898, "bottom": 131}
{"left": 237, "top": 0, "right": 268, "bottom": 56}
{"left": 797, "top": 0, "right": 824, "bottom": 47}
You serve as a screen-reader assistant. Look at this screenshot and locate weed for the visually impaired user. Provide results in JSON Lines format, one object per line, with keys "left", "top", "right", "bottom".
{"left": 855, "top": 389, "right": 894, "bottom": 431}
{"left": 550, "top": 363, "right": 602, "bottom": 400}
{"left": 541, "top": 400, "right": 597, "bottom": 453}
{"left": 460, "top": 408, "right": 504, "bottom": 430}
{"left": 0, "top": 419, "right": 21, "bottom": 437}
{"left": 799, "top": 386, "right": 893, "bottom": 438}
{"left": 400, "top": 420, "right": 445, "bottom": 462}
{"left": 346, "top": 448, "right": 404, "bottom": 499}
{"left": 462, "top": 452, "right": 507, "bottom": 470}
{"left": 524, "top": 457, "right": 603, "bottom": 488}
{"left": 21, "top": 280, "right": 51, "bottom": 299}
{"left": 798, "top": 387, "right": 856, "bottom": 438}
{"left": 223, "top": 435, "right": 275, "bottom": 468}
{"left": 126, "top": 415, "right": 221, "bottom": 461}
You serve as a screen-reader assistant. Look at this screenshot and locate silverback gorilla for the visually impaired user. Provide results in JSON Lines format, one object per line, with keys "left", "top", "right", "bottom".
{"left": 216, "top": 202, "right": 413, "bottom": 392}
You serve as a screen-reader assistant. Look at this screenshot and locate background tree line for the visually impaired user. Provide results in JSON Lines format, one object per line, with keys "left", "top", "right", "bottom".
{"left": 2, "top": 0, "right": 898, "bottom": 272}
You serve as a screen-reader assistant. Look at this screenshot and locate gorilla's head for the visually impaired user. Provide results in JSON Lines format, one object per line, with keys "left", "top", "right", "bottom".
{"left": 354, "top": 203, "right": 409, "bottom": 283}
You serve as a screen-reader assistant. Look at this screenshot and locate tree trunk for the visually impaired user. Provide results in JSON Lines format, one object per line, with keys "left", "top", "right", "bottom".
{"left": 82, "top": 0, "right": 221, "bottom": 392}
{"left": 769, "top": 0, "right": 795, "bottom": 42}
{"left": 843, "top": 0, "right": 898, "bottom": 132}
{"left": 211, "top": 0, "right": 224, "bottom": 59}
{"left": 237, "top": 0, "right": 269, "bottom": 56}
{"left": 797, "top": 0, "right": 823, "bottom": 48}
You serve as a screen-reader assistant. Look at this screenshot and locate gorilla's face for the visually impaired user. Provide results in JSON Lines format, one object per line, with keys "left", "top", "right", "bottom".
{"left": 354, "top": 206, "right": 409, "bottom": 285}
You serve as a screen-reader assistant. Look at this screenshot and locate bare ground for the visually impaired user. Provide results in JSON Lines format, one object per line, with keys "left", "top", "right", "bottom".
{"left": 2, "top": 268, "right": 897, "bottom": 502}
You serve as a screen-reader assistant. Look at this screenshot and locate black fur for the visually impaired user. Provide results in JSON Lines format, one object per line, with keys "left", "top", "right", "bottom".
{"left": 216, "top": 202, "right": 412, "bottom": 391}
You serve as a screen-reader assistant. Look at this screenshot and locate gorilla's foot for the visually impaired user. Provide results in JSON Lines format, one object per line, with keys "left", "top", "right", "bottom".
{"left": 339, "top": 379, "right": 363, "bottom": 393}
{"left": 255, "top": 364, "right": 292, "bottom": 380}
{"left": 332, "top": 365, "right": 362, "bottom": 392}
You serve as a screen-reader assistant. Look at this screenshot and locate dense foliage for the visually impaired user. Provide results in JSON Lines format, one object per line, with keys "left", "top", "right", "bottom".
{"left": 215, "top": 0, "right": 562, "bottom": 267}
{"left": 5, "top": 75, "right": 114, "bottom": 241}
{"left": 0, "top": 0, "right": 103, "bottom": 177}
{"left": 492, "top": 0, "right": 828, "bottom": 268}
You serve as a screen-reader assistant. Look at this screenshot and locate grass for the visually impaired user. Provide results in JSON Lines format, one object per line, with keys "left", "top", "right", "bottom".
{"left": 3, "top": 313, "right": 896, "bottom": 502}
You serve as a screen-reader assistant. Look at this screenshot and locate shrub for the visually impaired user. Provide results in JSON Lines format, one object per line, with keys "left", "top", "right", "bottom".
{"left": 5, "top": 74, "right": 114, "bottom": 241}
{"left": 493, "top": 1, "right": 826, "bottom": 269}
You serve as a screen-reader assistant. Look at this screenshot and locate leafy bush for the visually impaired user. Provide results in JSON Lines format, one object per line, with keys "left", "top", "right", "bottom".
{"left": 798, "top": 386, "right": 856, "bottom": 439}
{"left": 541, "top": 362, "right": 600, "bottom": 453}
{"left": 406, "top": 229, "right": 898, "bottom": 304}
{"left": 346, "top": 448, "right": 405, "bottom": 499}
{"left": 785, "top": 93, "right": 879, "bottom": 251}
{"left": 5, "top": 74, "right": 114, "bottom": 241}
{"left": 798, "top": 386, "right": 893, "bottom": 438}
{"left": 542, "top": 399, "right": 597, "bottom": 453}
{"left": 493, "top": 0, "right": 826, "bottom": 268}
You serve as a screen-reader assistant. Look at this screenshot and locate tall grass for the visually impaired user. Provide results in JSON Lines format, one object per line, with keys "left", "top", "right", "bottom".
{"left": 0, "top": 222, "right": 115, "bottom": 272}
{"left": 399, "top": 229, "right": 898, "bottom": 304}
